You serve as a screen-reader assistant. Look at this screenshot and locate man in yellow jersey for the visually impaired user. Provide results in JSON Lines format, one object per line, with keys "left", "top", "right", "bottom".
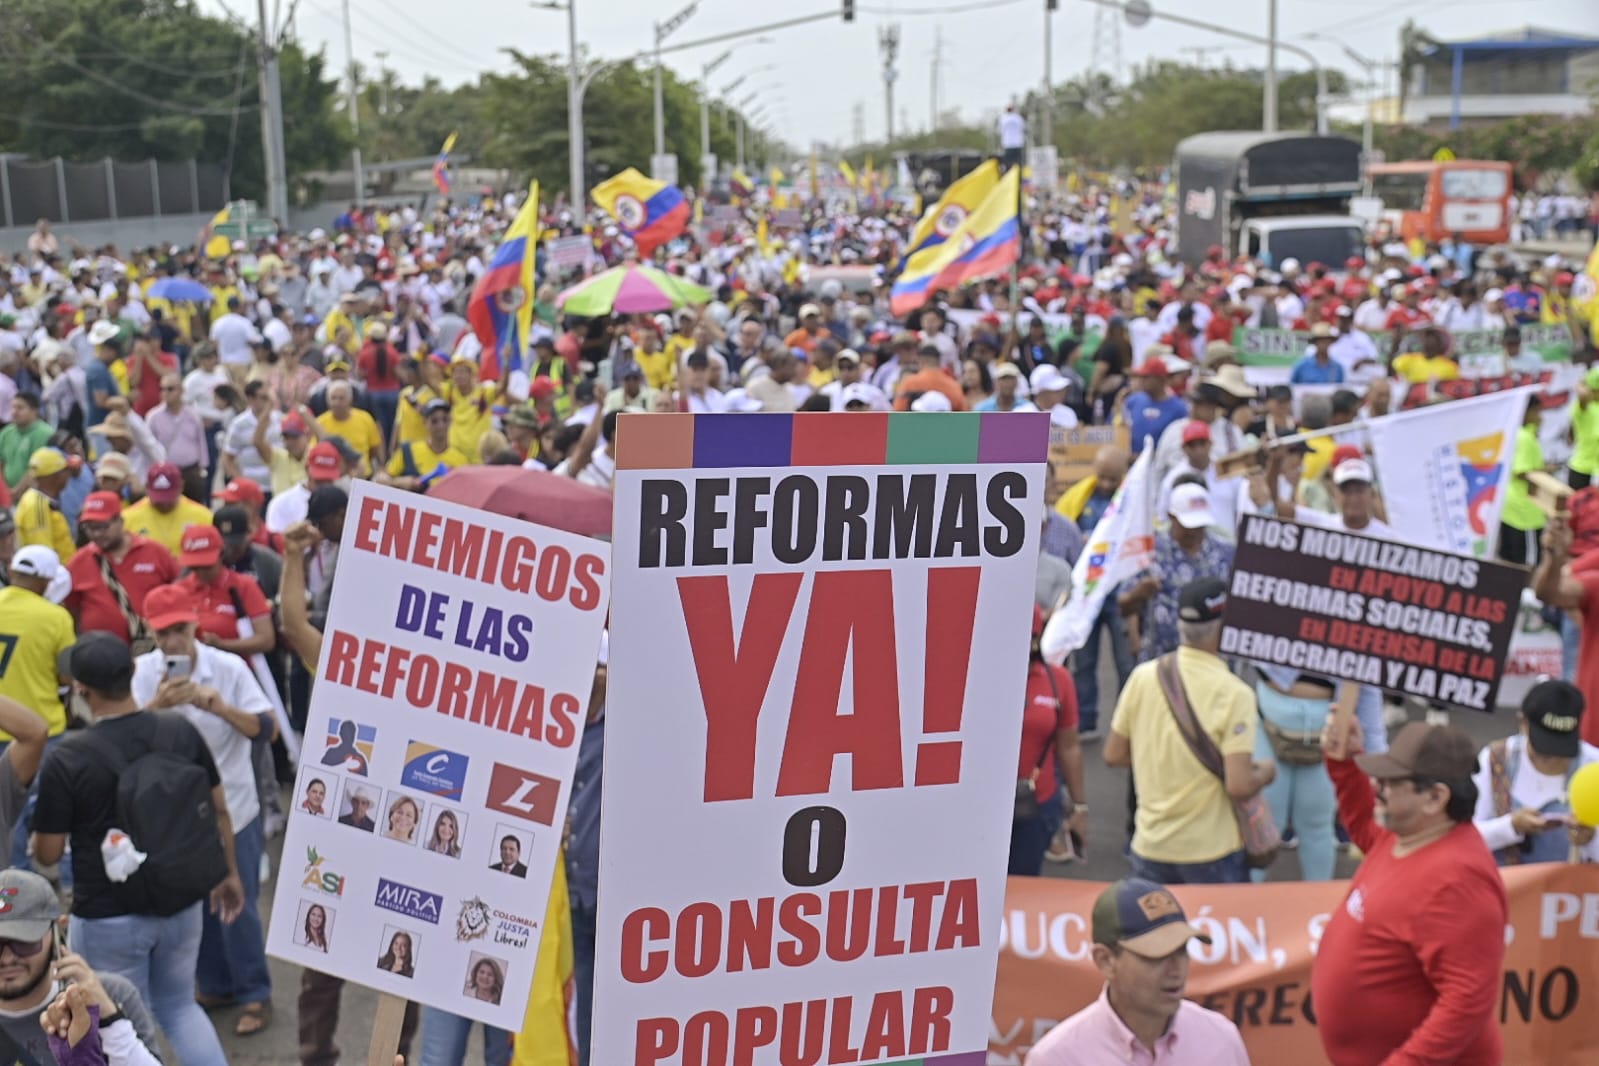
{"left": 392, "top": 355, "right": 442, "bottom": 451}
{"left": 316, "top": 381, "right": 384, "bottom": 474}
{"left": 13, "top": 449, "right": 74, "bottom": 564}
{"left": 0, "top": 546, "right": 76, "bottom": 739}
{"left": 378, "top": 399, "right": 468, "bottom": 493}
{"left": 122, "top": 462, "right": 215, "bottom": 558}
{"left": 254, "top": 410, "right": 316, "bottom": 496}
{"left": 444, "top": 354, "right": 496, "bottom": 463}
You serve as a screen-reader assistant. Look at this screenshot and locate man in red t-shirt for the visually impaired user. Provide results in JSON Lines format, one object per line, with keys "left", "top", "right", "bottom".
{"left": 173, "top": 524, "right": 276, "bottom": 660}
{"left": 219, "top": 478, "right": 283, "bottom": 555}
{"left": 1314, "top": 720, "right": 1506, "bottom": 1066}
{"left": 1531, "top": 510, "right": 1599, "bottom": 748}
{"left": 126, "top": 333, "right": 179, "bottom": 417}
{"left": 64, "top": 491, "right": 177, "bottom": 644}
{"left": 1013, "top": 606, "right": 1084, "bottom": 875}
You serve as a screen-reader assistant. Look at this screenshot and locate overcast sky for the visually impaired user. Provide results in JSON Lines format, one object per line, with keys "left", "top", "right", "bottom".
{"left": 212, "top": 0, "right": 1597, "bottom": 147}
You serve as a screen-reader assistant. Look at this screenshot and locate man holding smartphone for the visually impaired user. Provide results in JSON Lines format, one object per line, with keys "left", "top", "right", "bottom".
{"left": 0, "top": 869, "right": 162, "bottom": 1065}
{"left": 130, "top": 585, "right": 277, "bottom": 1038}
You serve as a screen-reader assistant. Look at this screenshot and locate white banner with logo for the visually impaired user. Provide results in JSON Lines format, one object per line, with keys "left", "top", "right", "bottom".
{"left": 264, "top": 481, "right": 610, "bottom": 1029}
{"left": 1366, "top": 387, "right": 1533, "bottom": 559}
{"left": 1041, "top": 448, "right": 1155, "bottom": 662}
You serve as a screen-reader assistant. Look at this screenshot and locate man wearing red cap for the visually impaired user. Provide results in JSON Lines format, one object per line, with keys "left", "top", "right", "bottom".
{"left": 65, "top": 492, "right": 178, "bottom": 648}
{"left": 252, "top": 404, "right": 317, "bottom": 496}
{"left": 265, "top": 441, "right": 342, "bottom": 534}
{"left": 1122, "top": 357, "right": 1188, "bottom": 457}
{"left": 122, "top": 462, "right": 214, "bottom": 559}
{"left": 173, "top": 525, "right": 275, "bottom": 658}
{"left": 132, "top": 585, "right": 276, "bottom": 1037}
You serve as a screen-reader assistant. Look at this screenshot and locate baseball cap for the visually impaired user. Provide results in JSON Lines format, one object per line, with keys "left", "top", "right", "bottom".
{"left": 798, "top": 303, "right": 821, "bottom": 318}
{"left": 910, "top": 391, "right": 953, "bottom": 413}
{"left": 1177, "top": 575, "right": 1228, "bottom": 622}
{"left": 281, "top": 412, "right": 309, "bottom": 437}
{"left": 69, "top": 632, "right": 134, "bottom": 693}
{"left": 178, "top": 524, "right": 222, "bottom": 568}
{"left": 306, "top": 442, "right": 342, "bottom": 482}
{"left": 214, "top": 504, "right": 252, "bottom": 541}
{"left": 503, "top": 406, "right": 539, "bottom": 430}
{"left": 1091, "top": 878, "right": 1212, "bottom": 959}
{"left": 27, "top": 448, "right": 67, "bottom": 479}
{"left": 0, "top": 870, "right": 61, "bottom": 943}
{"left": 1169, "top": 483, "right": 1216, "bottom": 530}
{"left": 529, "top": 376, "right": 557, "bottom": 400}
{"left": 142, "top": 584, "right": 199, "bottom": 631}
{"left": 1180, "top": 420, "right": 1211, "bottom": 445}
{"left": 421, "top": 398, "right": 450, "bottom": 418}
{"left": 841, "top": 382, "right": 876, "bottom": 409}
{"left": 80, "top": 491, "right": 123, "bottom": 525}
{"left": 993, "top": 363, "right": 1023, "bottom": 382}
{"left": 146, "top": 462, "right": 182, "bottom": 503}
{"left": 1523, "top": 679, "right": 1583, "bottom": 759}
{"left": 1030, "top": 365, "right": 1070, "bottom": 394}
{"left": 94, "top": 452, "right": 132, "bottom": 483}
{"left": 221, "top": 478, "right": 264, "bottom": 509}
{"left": 10, "top": 545, "right": 61, "bottom": 582}
{"left": 1130, "top": 357, "right": 1169, "bottom": 378}
{"left": 326, "top": 357, "right": 351, "bottom": 372}
{"left": 307, "top": 485, "right": 349, "bottom": 524}
{"left": 1355, "top": 721, "right": 1479, "bottom": 782}
{"left": 1332, "top": 458, "right": 1374, "bottom": 486}
{"left": 834, "top": 348, "right": 860, "bottom": 366}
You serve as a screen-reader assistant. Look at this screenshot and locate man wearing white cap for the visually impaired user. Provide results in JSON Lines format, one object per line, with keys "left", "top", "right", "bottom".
{"left": 1029, "top": 364, "right": 1079, "bottom": 428}
{"left": 1118, "top": 483, "right": 1235, "bottom": 664}
{"left": 972, "top": 363, "right": 1037, "bottom": 413}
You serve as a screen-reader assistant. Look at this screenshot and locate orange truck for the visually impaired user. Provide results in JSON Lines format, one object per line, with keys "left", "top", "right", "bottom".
{"left": 1365, "top": 159, "right": 1514, "bottom": 245}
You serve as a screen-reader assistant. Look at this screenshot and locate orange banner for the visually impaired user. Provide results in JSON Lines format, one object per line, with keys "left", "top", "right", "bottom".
{"left": 992, "top": 865, "right": 1599, "bottom": 1065}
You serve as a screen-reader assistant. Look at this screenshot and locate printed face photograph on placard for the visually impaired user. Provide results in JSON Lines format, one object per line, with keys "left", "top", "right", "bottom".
{"left": 338, "top": 780, "right": 379, "bottom": 833}
{"left": 464, "top": 952, "right": 508, "bottom": 1005}
{"left": 321, "top": 716, "right": 376, "bottom": 775}
{"left": 295, "top": 767, "right": 334, "bottom": 820}
{"left": 383, "top": 791, "right": 423, "bottom": 846}
{"left": 424, "top": 803, "right": 467, "bottom": 859}
{"left": 488, "top": 825, "right": 530, "bottom": 878}
{"left": 377, "top": 925, "right": 418, "bottom": 978}
{"left": 295, "top": 900, "right": 334, "bottom": 952}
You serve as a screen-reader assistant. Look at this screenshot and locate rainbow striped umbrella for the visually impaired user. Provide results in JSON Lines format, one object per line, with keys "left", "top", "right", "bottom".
{"left": 556, "top": 262, "right": 712, "bottom": 317}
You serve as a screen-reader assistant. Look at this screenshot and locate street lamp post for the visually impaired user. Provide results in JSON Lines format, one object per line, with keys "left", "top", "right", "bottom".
{"left": 654, "top": 2, "right": 700, "bottom": 175}
{"left": 1305, "top": 33, "right": 1381, "bottom": 155}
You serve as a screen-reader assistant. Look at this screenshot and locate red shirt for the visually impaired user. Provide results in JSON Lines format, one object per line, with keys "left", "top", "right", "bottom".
{"left": 357, "top": 341, "right": 403, "bottom": 393}
{"left": 250, "top": 525, "right": 285, "bottom": 555}
{"left": 1384, "top": 306, "right": 1432, "bottom": 332}
{"left": 1313, "top": 757, "right": 1506, "bottom": 1066}
{"left": 65, "top": 537, "right": 179, "bottom": 643}
{"left": 1204, "top": 313, "right": 1234, "bottom": 344}
{"left": 130, "top": 351, "right": 180, "bottom": 416}
{"left": 1575, "top": 566, "right": 1599, "bottom": 748}
{"left": 175, "top": 569, "right": 271, "bottom": 642}
{"left": 1017, "top": 662, "right": 1078, "bottom": 799}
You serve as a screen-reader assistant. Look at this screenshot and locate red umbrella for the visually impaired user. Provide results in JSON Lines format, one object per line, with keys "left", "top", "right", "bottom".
{"left": 426, "top": 465, "right": 612, "bottom": 538}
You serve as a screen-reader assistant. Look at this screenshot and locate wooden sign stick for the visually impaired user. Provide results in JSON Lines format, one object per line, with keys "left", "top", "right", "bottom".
{"left": 367, "top": 992, "right": 408, "bottom": 1066}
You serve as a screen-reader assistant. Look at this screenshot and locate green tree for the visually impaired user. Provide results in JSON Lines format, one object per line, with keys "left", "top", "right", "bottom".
{"left": 0, "top": 0, "right": 347, "bottom": 204}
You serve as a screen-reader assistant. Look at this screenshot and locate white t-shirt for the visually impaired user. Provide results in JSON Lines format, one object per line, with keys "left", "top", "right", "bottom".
{"left": 184, "top": 366, "right": 232, "bottom": 426}
{"left": 223, "top": 408, "right": 278, "bottom": 487}
{"left": 998, "top": 111, "right": 1026, "bottom": 150}
{"left": 132, "top": 644, "right": 272, "bottom": 829}
{"left": 1472, "top": 735, "right": 1599, "bottom": 862}
{"left": 209, "top": 313, "right": 261, "bottom": 366}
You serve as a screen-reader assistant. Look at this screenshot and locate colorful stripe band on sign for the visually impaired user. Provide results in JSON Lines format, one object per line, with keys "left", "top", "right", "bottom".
{"left": 614, "top": 412, "right": 1049, "bottom": 470}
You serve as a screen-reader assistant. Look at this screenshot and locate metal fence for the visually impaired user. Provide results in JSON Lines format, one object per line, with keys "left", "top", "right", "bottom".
{"left": 0, "top": 156, "right": 229, "bottom": 229}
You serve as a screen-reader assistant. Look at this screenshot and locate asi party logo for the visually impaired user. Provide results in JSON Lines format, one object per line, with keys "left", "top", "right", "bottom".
{"left": 400, "top": 741, "right": 470, "bottom": 801}
{"left": 301, "top": 847, "right": 345, "bottom": 897}
{"left": 374, "top": 878, "right": 442, "bottom": 925}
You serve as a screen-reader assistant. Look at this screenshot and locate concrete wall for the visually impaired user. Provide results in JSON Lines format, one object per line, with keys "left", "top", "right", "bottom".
{"left": 0, "top": 202, "right": 350, "bottom": 255}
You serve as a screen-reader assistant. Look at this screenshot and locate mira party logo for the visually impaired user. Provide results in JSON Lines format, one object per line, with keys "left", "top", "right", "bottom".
{"left": 401, "top": 741, "right": 469, "bottom": 801}
{"left": 374, "top": 879, "right": 442, "bottom": 924}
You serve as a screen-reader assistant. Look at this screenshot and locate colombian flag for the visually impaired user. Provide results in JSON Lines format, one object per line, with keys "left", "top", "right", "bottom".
{"left": 729, "top": 168, "right": 753, "bottom": 199}
{"left": 432, "top": 132, "right": 457, "bottom": 196}
{"left": 467, "top": 180, "right": 538, "bottom": 383}
{"left": 509, "top": 854, "right": 577, "bottom": 1066}
{"left": 591, "top": 168, "right": 688, "bottom": 257}
{"left": 897, "top": 158, "right": 999, "bottom": 270}
{"left": 890, "top": 166, "right": 1019, "bottom": 317}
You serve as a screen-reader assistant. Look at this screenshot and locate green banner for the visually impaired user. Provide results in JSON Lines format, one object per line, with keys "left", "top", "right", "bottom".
{"left": 1233, "top": 324, "right": 1572, "bottom": 369}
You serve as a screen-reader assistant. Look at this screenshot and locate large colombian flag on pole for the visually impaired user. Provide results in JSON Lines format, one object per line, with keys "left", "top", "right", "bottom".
{"left": 467, "top": 180, "right": 539, "bottom": 383}
{"left": 590, "top": 167, "right": 688, "bottom": 257}
{"left": 432, "top": 131, "right": 457, "bottom": 196}
{"left": 896, "top": 157, "right": 999, "bottom": 270}
{"left": 890, "top": 165, "right": 1020, "bottom": 317}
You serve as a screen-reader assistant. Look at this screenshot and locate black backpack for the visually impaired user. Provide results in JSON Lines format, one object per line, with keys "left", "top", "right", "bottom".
{"left": 81, "top": 712, "right": 230, "bottom": 915}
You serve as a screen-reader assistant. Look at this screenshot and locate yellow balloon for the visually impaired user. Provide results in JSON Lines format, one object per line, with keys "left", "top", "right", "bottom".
{"left": 1571, "top": 762, "right": 1599, "bottom": 828}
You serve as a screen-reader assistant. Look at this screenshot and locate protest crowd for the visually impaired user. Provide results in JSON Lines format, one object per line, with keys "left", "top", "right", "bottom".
{"left": 0, "top": 139, "right": 1597, "bottom": 1066}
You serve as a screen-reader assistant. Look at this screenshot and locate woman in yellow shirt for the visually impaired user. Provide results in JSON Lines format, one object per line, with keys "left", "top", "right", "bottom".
{"left": 392, "top": 355, "right": 443, "bottom": 451}
{"left": 444, "top": 355, "right": 496, "bottom": 463}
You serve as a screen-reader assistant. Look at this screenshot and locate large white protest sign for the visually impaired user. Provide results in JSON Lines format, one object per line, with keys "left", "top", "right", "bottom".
{"left": 1041, "top": 447, "right": 1155, "bottom": 663}
{"left": 265, "top": 480, "right": 609, "bottom": 1029}
{"left": 1367, "top": 387, "right": 1531, "bottom": 559}
{"left": 595, "top": 411, "right": 1047, "bottom": 1066}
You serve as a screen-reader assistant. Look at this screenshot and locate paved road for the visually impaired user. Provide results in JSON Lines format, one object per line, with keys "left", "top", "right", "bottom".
{"left": 215, "top": 662, "right": 1522, "bottom": 1065}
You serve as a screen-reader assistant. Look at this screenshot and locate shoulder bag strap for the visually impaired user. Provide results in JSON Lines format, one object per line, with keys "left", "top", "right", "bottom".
{"left": 96, "top": 551, "right": 151, "bottom": 647}
{"left": 1155, "top": 653, "right": 1227, "bottom": 782}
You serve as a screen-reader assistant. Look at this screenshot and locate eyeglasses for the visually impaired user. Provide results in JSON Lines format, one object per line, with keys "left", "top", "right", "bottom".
{"left": 0, "top": 937, "right": 47, "bottom": 958}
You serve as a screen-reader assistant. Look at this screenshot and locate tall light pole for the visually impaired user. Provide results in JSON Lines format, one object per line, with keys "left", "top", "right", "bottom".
{"left": 254, "top": 0, "right": 289, "bottom": 221}
{"left": 1305, "top": 33, "right": 1382, "bottom": 155}
{"left": 339, "top": 0, "right": 363, "bottom": 207}
{"left": 1040, "top": 1, "right": 1054, "bottom": 147}
{"left": 700, "top": 50, "right": 733, "bottom": 184}
{"left": 1263, "top": 0, "right": 1278, "bottom": 131}
{"left": 653, "top": 1, "right": 700, "bottom": 179}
